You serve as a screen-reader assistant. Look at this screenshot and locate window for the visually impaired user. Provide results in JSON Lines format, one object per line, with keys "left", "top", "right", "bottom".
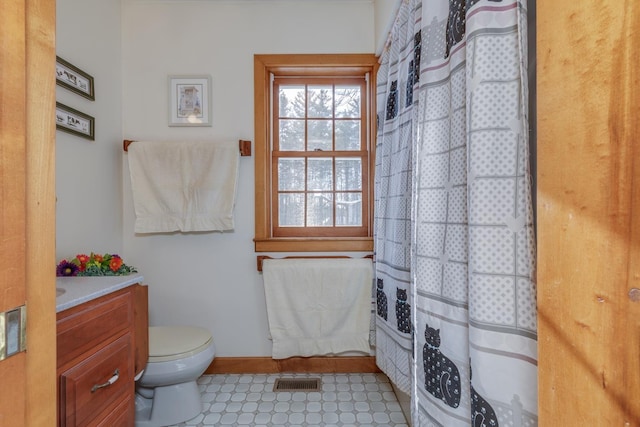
{"left": 254, "top": 54, "right": 378, "bottom": 252}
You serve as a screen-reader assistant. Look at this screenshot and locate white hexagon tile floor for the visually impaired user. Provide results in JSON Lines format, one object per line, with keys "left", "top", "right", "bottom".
{"left": 169, "top": 372, "right": 409, "bottom": 426}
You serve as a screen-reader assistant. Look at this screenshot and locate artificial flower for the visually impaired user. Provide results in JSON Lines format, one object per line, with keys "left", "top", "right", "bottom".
{"left": 56, "top": 252, "right": 137, "bottom": 277}
{"left": 109, "top": 256, "right": 123, "bottom": 272}
{"left": 76, "top": 253, "right": 90, "bottom": 264}
{"left": 56, "top": 260, "right": 79, "bottom": 277}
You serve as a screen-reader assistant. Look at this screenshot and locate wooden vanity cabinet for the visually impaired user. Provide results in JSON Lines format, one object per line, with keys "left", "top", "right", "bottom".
{"left": 56, "top": 284, "right": 148, "bottom": 427}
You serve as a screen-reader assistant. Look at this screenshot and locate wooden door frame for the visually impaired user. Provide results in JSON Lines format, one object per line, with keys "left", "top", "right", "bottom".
{"left": 25, "top": 0, "right": 58, "bottom": 423}
{"left": 0, "top": 0, "right": 57, "bottom": 425}
{"left": 537, "top": 0, "right": 640, "bottom": 424}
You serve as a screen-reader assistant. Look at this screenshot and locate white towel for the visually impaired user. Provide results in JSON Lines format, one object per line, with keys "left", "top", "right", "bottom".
{"left": 262, "top": 258, "right": 373, "bottom": 359}
{"left": 128, "top": 140, "right": 239, "bottom": 233}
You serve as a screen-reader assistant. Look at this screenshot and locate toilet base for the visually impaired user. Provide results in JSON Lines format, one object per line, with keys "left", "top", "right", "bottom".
{"left": 135, "top": 381, "right": 202, "bottom": 427}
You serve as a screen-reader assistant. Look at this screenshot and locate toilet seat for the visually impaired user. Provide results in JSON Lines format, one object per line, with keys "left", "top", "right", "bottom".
{"left": 148, "top": 326, "right": 213, "bottom": 362}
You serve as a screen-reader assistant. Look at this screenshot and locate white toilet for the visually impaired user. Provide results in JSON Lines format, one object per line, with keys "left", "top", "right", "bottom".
{"left": 135, "top": 326, "right": 216, "bottom": 427}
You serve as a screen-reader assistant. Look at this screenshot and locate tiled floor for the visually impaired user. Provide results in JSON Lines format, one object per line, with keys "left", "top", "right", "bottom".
{"left": 170, "top": 373, "right": 409, "bottom": 426}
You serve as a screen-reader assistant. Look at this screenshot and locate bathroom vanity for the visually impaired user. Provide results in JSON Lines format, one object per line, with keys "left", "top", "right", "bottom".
{"left": 56, "top": 275, "right": 148, "bottom": 426}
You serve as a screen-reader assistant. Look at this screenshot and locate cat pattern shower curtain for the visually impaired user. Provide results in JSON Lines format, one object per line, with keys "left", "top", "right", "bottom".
{"left": 374, "top": 0, "right": 538, "bottom": 425}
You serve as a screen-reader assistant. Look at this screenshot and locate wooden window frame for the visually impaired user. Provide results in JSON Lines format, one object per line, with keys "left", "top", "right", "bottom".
{"left": 254, "top": 54, "right": 378, "bottom": 252}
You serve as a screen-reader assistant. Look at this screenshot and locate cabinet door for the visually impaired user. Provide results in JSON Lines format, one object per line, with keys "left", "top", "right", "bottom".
{"left": 60, "top": 334, "right": 134, "bottom": 426}
{"left": 57, "top": 290, "right": 132, "bottom": 370}
{"left": 134, "top": 284, "right": 149, "bottom": 377}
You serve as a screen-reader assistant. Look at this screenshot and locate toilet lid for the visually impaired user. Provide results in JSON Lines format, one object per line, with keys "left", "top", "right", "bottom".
{"left": 148, "top": 326, "right": 213, "bottom": 362}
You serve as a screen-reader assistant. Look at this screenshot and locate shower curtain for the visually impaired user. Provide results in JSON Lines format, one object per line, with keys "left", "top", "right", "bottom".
{"left": 374, "top": 0, "right": 538, "bottom": 425}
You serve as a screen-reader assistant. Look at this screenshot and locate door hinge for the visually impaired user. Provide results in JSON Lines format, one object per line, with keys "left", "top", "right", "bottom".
{"left": 0, "top": 304, "right": 27, "bottom": 361}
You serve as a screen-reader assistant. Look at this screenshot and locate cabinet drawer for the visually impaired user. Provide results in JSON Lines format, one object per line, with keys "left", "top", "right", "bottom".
{"left": 90, "top": 394, "right": 134, "bottom": 427}
{"left": 57, "top": 290, "right": 132, "bottom": 369}
{"left": 60, "top": 334, "right": 134, "bottom": 427}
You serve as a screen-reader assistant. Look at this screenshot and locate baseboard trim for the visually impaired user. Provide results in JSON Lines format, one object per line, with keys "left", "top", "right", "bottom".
{"left": 205, "top": 356, "right": 381, "bottom": 374}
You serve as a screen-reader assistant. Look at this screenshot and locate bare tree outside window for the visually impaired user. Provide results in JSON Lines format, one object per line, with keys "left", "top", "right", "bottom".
{"left": 276, "top": 82, "right": 363, "bottom": 229}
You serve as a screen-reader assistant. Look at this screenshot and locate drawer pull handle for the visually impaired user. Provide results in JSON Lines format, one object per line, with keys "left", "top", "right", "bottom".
{"left": 91, "top": 369, "right": 119, "bottom": 393}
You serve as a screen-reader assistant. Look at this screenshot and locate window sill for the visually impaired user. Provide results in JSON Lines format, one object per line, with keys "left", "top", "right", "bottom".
{"left": 254, "top": 237, "right": 373, "bottom": 253}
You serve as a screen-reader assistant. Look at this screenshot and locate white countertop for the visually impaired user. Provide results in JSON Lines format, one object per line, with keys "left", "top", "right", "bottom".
{"left": 56, "top": 273, "right": 144, "bottom": 313}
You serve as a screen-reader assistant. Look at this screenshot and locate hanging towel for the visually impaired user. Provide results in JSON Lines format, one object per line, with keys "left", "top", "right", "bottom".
{"left": 127, "top": 140, "right": 239, "bottom": 233}
{"left": 262, "top": 258, "right": 373, "bottom": 359}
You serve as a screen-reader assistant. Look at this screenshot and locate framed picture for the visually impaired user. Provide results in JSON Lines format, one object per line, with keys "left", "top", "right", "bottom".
{"left": 55, "top": 56, "right": 95, "bottom": 100}
{"left": 168, "top": 75, "right": 212, "bottom": 127}
{"left": 55, "top": 102, "right": 95, "bottom": 141}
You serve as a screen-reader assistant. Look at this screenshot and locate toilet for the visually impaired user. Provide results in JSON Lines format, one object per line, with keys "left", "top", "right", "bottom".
{"left": 135, "top": 326, "right": 216, "bottom": 427}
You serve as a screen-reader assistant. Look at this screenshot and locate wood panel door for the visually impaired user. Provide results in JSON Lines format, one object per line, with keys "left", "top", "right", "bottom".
{"left": 537, "top": 0, "right": 640, "bottom": 425}
{"left": 0, "top": 0, "right": 56, "bottom": 425}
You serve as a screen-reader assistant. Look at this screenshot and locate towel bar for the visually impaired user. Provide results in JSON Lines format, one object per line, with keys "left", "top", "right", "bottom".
{"left": 256, "top": 254, "right": 373, "bottom": 272}
{"left": 123, "top": 139, "right": 252, "bottom": 156}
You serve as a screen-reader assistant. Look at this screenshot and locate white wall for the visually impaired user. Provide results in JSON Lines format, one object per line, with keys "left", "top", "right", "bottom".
{"left": 374, "top": 0, "right": 401, "bottom": 55}
{"left": 121, "top": 0, "right": 376, "bottom": 356}
{"left": 56, "top": 0, "right": 123, "bottom": 258}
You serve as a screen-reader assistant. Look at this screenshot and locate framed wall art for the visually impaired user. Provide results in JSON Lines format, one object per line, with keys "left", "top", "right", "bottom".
{"left": 55, "top": 102, "right": 95, "bottom": 141}
{"left": 168, "top": 75, "right": 212, "bottom": 127}
{"left": 55, "top": 56, "right": 95, "bottom": 100}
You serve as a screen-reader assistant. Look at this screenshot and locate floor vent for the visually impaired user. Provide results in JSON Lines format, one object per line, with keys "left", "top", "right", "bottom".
{"left": 273, "top": 378, "right": 322, "bottom": 392}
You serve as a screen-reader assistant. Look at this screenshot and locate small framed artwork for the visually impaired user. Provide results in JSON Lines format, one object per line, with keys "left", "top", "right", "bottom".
{"left": 55, "top": 56, "right": 95, "bottom": 101}
{"left": 55, "top": 102, "right": 95, "bottom": 141}
{"left": 168, "top": 75, "right": 212, "bottom": 127}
